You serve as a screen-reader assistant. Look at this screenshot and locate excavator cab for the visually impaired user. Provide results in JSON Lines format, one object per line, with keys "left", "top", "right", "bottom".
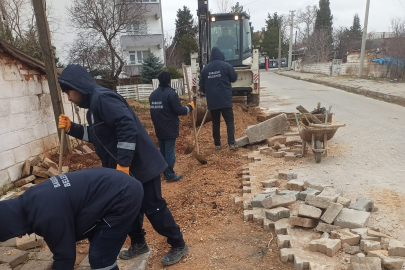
{"left": 209, "top": 13, "right": 253, "bottom": 67}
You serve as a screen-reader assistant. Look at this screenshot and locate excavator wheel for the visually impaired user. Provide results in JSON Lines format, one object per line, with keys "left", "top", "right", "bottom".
{"left": 247, "top": 93, "right": 260, "bottom": 107}
{"left": 195, "top": 97, "right": 212, "bottom": 126}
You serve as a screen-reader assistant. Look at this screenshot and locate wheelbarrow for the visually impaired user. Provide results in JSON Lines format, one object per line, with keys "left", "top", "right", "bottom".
{"left": 296, "top": 118, "right": 345, "bottom": 163}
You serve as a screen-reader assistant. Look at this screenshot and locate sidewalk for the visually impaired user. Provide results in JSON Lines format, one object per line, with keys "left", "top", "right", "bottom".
{"left": 276, "top": 70, "right": 405, "bottom": 107}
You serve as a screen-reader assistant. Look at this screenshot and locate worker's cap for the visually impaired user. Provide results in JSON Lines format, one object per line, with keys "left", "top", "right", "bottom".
{"left": 158, "top": 72, "right": 171, "bottom": 87}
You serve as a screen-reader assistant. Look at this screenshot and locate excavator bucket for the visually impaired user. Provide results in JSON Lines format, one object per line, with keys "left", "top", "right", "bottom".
{"left": 195, "top": 97, "right": 211, "bottom": 126}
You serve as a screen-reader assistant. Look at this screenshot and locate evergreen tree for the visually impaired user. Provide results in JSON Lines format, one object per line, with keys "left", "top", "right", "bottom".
{"left": 140, "top": 52, "right": 164, "bottom": 84}
{"left": 350, "top": 13, "right": 362, "bottom": 37}
{"left": 231, "top": 2, "right": 244, "bottom": 13}
{"left": 179, "top": 34, "right": 198, "bottom": 65}
{"left": 314, "top": 0, "right": 333, "bottom": 33}
{"left": 174, "top": 6, "right": 198, "bottom": 44}
{"left": 260, "top": 13, "right": 288, "bottom": 58}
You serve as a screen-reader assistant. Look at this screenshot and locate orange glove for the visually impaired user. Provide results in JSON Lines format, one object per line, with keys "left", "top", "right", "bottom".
{"left": 188, "top": 101, "right": 195, "bottom": 110}
{"left": 116, "top": 164, "right": 130, "bottom": 174}
{"left": 58, "top": 114, "right": 71, "bottom": 132}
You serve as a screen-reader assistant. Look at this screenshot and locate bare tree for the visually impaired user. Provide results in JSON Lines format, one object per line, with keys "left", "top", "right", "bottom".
{"left": 296, "top": 5, "right": 317, "bottom": 42}
{"left": 67, "top": 0, "right": 148, "bottom": 89}
{"left": 216, "top": 0, "right": 233, "bottom": 13}
{"left": 333, "top": 26, "right": 361, "bottom": 60}
{"left": 390, "top": 16, "right": 405, "bottom": 37}
{"left": 302, "top": 28, "right": 332, "bottom": 64}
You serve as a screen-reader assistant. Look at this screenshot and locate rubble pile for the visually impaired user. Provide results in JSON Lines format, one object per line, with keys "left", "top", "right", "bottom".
{"left": 236, "top": 155, "right": 405, "bottom": 270}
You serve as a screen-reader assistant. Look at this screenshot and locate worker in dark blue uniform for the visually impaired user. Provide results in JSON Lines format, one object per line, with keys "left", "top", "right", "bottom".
{"left": 199, "top": 47, "right": 239, "bottom": 150}
{"left": 149, "top": 72, "right": 194, "bottom": 183}
{"left": 0, "top": 168, "right": 143, "bottom": 270}
{"left": 58, "top": 65, "right": 188, "bottom": 266}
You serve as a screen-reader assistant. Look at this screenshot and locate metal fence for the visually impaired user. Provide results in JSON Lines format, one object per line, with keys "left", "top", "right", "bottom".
{"left": 118, "top": 79, "right": 186, "bottom": 101}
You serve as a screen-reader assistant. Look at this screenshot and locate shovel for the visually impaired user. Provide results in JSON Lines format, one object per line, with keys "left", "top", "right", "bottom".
{"left": 58, "top": 129, "right": 65, "bottom": 174}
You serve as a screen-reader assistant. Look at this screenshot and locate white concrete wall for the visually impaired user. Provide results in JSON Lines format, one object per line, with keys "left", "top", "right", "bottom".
{"left": 146, "top": 16, "right": 162, "bottom": 35}
{"left": 301, "top": 62, "right": 331, "bottom": 76}
{"left": 0, "top": 54, "right": 60, "bottom": 194}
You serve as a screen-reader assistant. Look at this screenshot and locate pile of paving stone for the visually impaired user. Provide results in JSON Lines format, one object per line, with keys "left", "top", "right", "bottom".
{"left": 236, "top": 168, "right": 405, "bottom": 270}
{"left": 0, "top": 155, "right": 69, "bottom": 201}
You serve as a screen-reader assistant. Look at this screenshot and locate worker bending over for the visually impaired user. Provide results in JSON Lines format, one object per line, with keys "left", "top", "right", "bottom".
{"left": 0, "top": 168, "right": 143, "bottom": 270}
{"left": 58, "top": 65, "right": 188, "bottom": 266}
{"left": 149, "top": 71, "right": 194, "bottom": 183}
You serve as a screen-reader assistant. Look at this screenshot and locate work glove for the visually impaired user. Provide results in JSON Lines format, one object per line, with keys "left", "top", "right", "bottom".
{"left": 116, "top": 164, "right": 130, "bottom": 175}
{"left": 188, "top": 101, "right": 195, "bottom": 111}
{"left": 58, "top": 114, "right": 71, "bottom": 132}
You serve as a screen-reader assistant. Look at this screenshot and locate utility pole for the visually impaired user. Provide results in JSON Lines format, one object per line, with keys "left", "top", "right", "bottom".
{"left": 288, "top": 10, "right": 295, "bottom": 70}
{"left": 32, "top": 0, "right": 70, "bottom": 154}
{"left": 358, "top": 0, "right": 371, "bottom": 78}
{"left": 278, "top": 18, "right": 282, "bottom": 70}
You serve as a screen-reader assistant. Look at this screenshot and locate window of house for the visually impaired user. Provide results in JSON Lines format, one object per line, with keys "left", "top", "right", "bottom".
{"left": 129, "top": 51, "right": 149, "bottom": 65}
{"left": 126, "top": 20, "right": 147, "bottom": 35}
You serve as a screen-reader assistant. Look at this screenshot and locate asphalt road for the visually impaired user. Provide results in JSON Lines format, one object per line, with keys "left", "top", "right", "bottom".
{"left": 259, "top": 70, "right": 405, "bottom": 240}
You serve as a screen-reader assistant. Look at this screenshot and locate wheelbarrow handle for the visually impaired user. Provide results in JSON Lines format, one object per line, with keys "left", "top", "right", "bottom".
{"left": 294, "top": 113, "right": 300, "bottom": 132}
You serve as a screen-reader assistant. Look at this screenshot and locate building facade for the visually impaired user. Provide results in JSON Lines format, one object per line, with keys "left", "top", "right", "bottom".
{"left": 121, "top": 0, "right": 165, "bottom": 77}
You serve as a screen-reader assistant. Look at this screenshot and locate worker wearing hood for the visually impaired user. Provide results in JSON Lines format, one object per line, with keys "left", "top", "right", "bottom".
{"left": 0, "top": 168, "right": 143, "bottom": 270}
{"left": 58, "top": 65, "right": 188, "bottom": 266}
{"left": 199, "top": 47, "right": 238, "bottom": 150}
{"left": 149, "top": 72, "right": 194, "bottom": 183}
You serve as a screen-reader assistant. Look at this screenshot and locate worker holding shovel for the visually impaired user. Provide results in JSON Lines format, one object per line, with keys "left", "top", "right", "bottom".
{"left": 149, "top": 71, "right": 194, "bottom": 183}
{"left": 58, "top": 65, "right": 188, "bottom": 266}
{"left": 0, "top": 168, "right": 143, "bottom": 270}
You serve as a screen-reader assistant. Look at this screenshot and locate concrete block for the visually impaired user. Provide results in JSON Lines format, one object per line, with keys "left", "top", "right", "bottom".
{"left": 262, "top": 192, "right": 296, "bottom": 209}
{"left": 259, "top": 146, "right": 270, "bottom": 153}
{"left": 367, "top": 230, "right": 388, "bottom": 239}
{"left": 117, "top": 248, "right": 152, "bottom": 270}
{"left": 16, "top": 235, "right": 44, "bottom": 250}
{"left": 272, "top": 151, "right": 286, "bottom": 158}
{"left": 34, "top": 252, "right": 53, "bottom": 261}
{"left": 284, "top": 153, "right": 297, "bottom": 162}
{"left": 21, "top": 183, "right": 35, "bottom": 191}
{"left": 321, "top": 203, "right": 343, "bottom": 224}
{"left": 381, "top": 257, "right": 405, "bottom": 270}
{"left": 34, "top": 178, "right": 47, "bottom": 185}
{"left": 388, "top": 239, "right": 405, "bottom": 257}
{"left": 32, "top": 123, "right": 48, "bottom": 140}
{"left": 266, "top": 135, "right": 287, "bottom": 147}
{"left": 0, "top": 132, "right": 21, "bottom": 153}
{"left": 7, "top": 163, "right": 23, "bottom": 181}
{"left": 0, "top": 238, "right": 16, "bottom": 247}
{"left": 345, "top": 245, "right": 361, "bottom": 255}
{"left": 277, "top": 235, "right": 292, "bottom": 248}
{"left": 32, "top": 166, "right": 47, "bottom": 178}
{"left": 28, "top": 140, "right": 45, "bottom": 157}
{"left": 236, "top": 136, "right": 250, "bottom": 147}
{"left": 0, "top": 192, "right": 16, "bottom": 201}
{"left": 280, "top": 248, "right": 298, "bottom": 263}
{"left": 331, "top": 229, "right": 361, "bottom": 246}
{"left": 278, "top": 190, "right": 300, "bottom": 200}
{"left": 361, "top": 240, "right": 381, "bottom": 253}
{"left": 321, "top": 232, "right": 330, "bottom": 239}
{"left": 380, "top": 238, "right": 390, "bottom": 250}
{"left": 21, "top": 160, "right": 31, "bottom": 178}
{"left": 243, "top": 186, "right": 251, "bottom": 194}
{"left": 19, "top": 260, "right": 53, "bottom": 270}
{"left": 298, "top": 204, "right": 322, "bottom": 219}
{"left": 263, "top": 219, "right": 275, "bottom": 231}
{"left": 349, "top": 198, "right": 374, "bottom": 212}
{"left": 12, "top": 145, "right": 31, "bottom": 164}
{"left": 349, "top": 257, "right": 382, "bottom": 270}
{"left": 29, "top": 156, "right": 42, "bottom": 167}
{"left": 334, "top": 208, "right": 370, "bottom": 229}
{"left": 356, "top": 253, "right": 366, "bottom": 258}
{"left": 318, "top": 187, "right": 342, "bottom": 200}
{"left": 263, "top": 187, "right": 278, "bottom": 195}
{"left": 242, "top": 181, "right": 251, "bottom": 187}
{"left": 14, "top": 175, "right": 36, "bottom": 188}
{"left": 303, "top": 179, "right": 332, "bottom": 191}
{"left": 0, "top": 249, "right": 28, "bottom": 268}
{"left": 251, "top": 194, "right": 271, "bottom": 208}
{"left": 367, "top": 249, "right": 389, "bottom": 258}
{"left": 278, "top": 171, "right": 297, "bottom": 180}
{"left": 305, "top": 194, "right": 334, "bottom": 209}
{"left": 253, "top": 212, "right": 264, "bottom": 225}
{"left": 246, "top": 113, "right": 290, "bottom": 144}
{"left": 265, "top": 207, "right": 290, "bottom": 221}
{"left": 275, "top": 219, "right": 290, "bottom": 235}
{"left": 242, "top": 154, "right": 248, "bottom": 160}
{"left": 287, "top": 180, "right": 305, "bottom": 191}
{"left": 309, "top": 238, "right": 341, "bottom": 257}
{"left": 41, "top": 158, "right": 57, "bottom": 170}
{"left": 351, "top": 228, "right": 369, "bottom": 236}
{"left": 316, "top": 223, "right": 341, "bottom": 234}
{"left": 290, "top": 216, "right": 316, "bottom": 228}
{"left": 294, "top": 256, "right": 309, "bottom": 270}
{"left": 242, "top": 175, "right": 253, "bottom": 181}
{"left": 280, "top": 147, "right": 291, "bottom": 152}
{"left": 261, "top": 179, "right": 279, "bottom": 188}
{"left": 298, "top": 188, "right": 321, "bottom": 201}
{"left": 260, "top": 149, "right": 273, "bottom": 156}
{"left": 243, "top": 209, "right": 262, "bottom": 222}
{"left": 337, "top": 196, "right": 351, "bottom": 208}
{"left": 0, "top": 151, "right": 14, "bottom": 171}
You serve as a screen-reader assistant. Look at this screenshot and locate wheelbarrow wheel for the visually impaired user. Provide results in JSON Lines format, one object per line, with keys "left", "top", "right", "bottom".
{"left": 314, "top": 140, "right": 322, "bottom": 163}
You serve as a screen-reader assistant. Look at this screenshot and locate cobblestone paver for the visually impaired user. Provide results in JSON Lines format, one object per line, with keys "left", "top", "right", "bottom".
{"left": 259, "top": 70, "right": 405, "bottom": 240}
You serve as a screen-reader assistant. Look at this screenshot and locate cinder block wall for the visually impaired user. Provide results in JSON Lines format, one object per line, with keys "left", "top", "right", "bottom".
{"left": 0, "top": 54, "right": 59, "bottom": 194}
{"left": 301, "top": 62, "right": 332, "bottom": 76}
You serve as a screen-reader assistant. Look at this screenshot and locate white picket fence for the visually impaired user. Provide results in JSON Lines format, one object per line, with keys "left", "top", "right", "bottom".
{"left": 118, "top": 79, "right": 186, "bottom": 101}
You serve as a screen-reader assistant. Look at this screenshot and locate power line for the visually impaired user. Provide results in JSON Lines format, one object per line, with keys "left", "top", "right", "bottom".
{"left": 398, "top": 0, "right": 405, "bottom": 12}
{"left": 242, "top": 0, "right": 261, "bottom": 6}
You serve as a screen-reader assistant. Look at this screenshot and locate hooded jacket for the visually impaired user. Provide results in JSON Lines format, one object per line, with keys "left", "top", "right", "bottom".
{"left": 59, "top": 65, "right": 167, "bottom": 182}
{"left": 0, "top": 168, "right": 143, "bottom": 270}
{"left": 199, "top": 47, "right": 238, "bottom": 110}
{"left": 149, "top": 73, "right": 192, "bottom": 139}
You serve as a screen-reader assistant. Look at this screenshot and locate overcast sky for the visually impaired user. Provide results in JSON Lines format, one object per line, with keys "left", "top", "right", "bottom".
{"left": 50, "top": 0, "right": 405, "bottom": 63}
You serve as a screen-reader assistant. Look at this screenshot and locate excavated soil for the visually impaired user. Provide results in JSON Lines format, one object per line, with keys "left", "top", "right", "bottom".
{"left": 52, "top": 98, "right": 291, "bottom": 269}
